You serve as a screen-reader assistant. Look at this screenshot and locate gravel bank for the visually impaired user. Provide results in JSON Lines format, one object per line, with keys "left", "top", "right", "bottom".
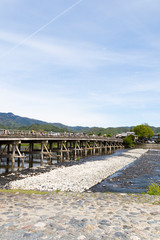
{"left": 9, "top": 149, "right": 148, "bottom": 192}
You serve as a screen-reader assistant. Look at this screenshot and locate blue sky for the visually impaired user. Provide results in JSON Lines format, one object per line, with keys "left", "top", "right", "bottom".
{"left": 0, "top": 0, "right": 160, "bottom": 127}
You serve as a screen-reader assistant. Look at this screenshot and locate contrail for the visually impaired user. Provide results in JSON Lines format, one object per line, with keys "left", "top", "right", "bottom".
{"left": 0, "top": 0, "right": 83, "bottom": 58}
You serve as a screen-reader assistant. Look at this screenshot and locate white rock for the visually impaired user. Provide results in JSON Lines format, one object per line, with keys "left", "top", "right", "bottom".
{"left": 34, "top": 222, "right": 46, "bottom": 228}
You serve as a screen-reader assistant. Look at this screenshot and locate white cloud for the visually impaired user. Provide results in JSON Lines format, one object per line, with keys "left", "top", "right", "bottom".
{"left": 0, "top": 29, "right": 157, "bottom": 70}
{"left": 1, "top": 0, "right": 160, "bottom": 127}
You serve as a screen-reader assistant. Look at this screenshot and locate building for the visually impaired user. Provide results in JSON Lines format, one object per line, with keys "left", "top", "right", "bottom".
{"left": 116, "top": 132, "right": 138, "bottom": 141}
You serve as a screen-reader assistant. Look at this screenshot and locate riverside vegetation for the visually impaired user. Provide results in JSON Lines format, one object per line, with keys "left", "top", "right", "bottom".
{"left": 147, "top": 182, "right": 160, "bottom": 195}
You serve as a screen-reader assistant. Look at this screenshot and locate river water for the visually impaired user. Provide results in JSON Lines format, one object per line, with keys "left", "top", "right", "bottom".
{"left": 0, "top": 149, "right": 116, "bottom": 176}
{"left": 0, "top": 149, "right": 160, "bottom": 193}
{"left": 89, "top": 149, "right": 160, "bottom": 193}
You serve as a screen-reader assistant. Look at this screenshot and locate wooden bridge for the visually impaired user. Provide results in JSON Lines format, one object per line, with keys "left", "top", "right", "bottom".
{"left": 0, "top": 130, "right": 124, "bottom": 172}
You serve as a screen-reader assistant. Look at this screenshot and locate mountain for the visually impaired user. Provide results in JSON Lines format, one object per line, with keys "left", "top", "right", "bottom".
{"left": 0, "top": 112, "right": 88, "bottom": 132}
{"left": 0, "top": 112, "right": 47, "bottom": 126}
{"left": 0, "top": 112, "right": 129, "bottom": 134}
{"left": 0, "top": 112, "right": 65, "bottom": 132}
{"left": 0, "top": 112, "right": 159, "bottom": 135}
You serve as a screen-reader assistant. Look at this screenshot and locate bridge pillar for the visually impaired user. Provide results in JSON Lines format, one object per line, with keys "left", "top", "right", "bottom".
{"left": 108, "top": 146, "right": 112, "bottom": 153}
{"left": 97, "top": 142, "right": 100, "bottom": 154}
{"left": 41, "top": 143, "right": 43, "bottom": 165}
{"left": 104, "top": 142, "right": 107, "bottom": 154}
{"left": 74, "top": 141, "right": 77, "bottom": 159}
{"left": 99, "top": 142, "right": 102, "bottom": 154}
{"left": 7, "top": 144, "right": 10, "bottom": 165}
{"left": 49, "top": 142, "right": 52, "bottom": 152}
{"left": 17, "top": 144, "right": 21, "bottom": 169}
{"left": 60, "top": 141, "right": 63, "bottom": 162}
{"left": 29, "top": 142, "right": 33, "bottom": 167}
{"left": 11, "top": 142, "right": 16, "bottom": 172}
{"left": 80, "top": 142, "right": 82, "bottom": 156}
{"left": 93, "top": 142, "right": 96, "bottom": 155}
{"left": 66, "top": 141, "right": 70, "bottom": 160}
{"left": 85, "top": 141, "right": 88, "bottom": 156}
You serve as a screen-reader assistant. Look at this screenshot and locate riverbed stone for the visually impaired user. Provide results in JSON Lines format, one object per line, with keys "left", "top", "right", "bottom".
{"left": 34, "top": 222, "right": 46, "bottom": 228}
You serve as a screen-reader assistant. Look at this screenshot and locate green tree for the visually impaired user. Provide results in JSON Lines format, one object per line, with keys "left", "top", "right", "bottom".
{"left": 106, "top": 134, "right": 111, "bottom": 137}
{"left": 133, "top": 124, "right": 154, "bottom": 143}
{"left": 123, "top": 135, "right": 135, "bottom": 148}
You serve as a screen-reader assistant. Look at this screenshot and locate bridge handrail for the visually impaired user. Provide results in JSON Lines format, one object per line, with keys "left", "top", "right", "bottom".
{"left": 0, "top": 129, "right": 123, "bottom": 142}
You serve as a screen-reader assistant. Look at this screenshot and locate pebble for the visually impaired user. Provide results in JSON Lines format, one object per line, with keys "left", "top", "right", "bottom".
{"left": 0, "top": 191, "right": 159, "bottom": 240}
{"left": 34, "top": 222, "right": 46, "bottom": 228}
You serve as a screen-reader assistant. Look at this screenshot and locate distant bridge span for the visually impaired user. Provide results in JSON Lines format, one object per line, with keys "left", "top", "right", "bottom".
{"left": 0, "top": 130, "right": 123, "bottom": 172}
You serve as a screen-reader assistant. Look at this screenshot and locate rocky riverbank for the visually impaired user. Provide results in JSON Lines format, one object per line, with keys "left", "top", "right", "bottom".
{"left": 8, "top": 149, "right": 148, "bottom": 192}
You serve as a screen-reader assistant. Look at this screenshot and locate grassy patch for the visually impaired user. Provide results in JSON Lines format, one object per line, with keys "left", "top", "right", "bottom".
{"left": 152, "top": 201, "right": 160, "bottom": 205}
{"left": 147, "top": 182, "right": 160, "bottom": 195}
{"left": 0, "top": 189, "right": 49, "bottom": 195}
{"left": 55, "top": 189, "right": 61, "bottom": 193}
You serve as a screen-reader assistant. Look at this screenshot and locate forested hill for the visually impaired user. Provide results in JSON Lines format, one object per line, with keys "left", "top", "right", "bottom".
{"left": 0, "top": 112, "right": 159, "bottom": 135}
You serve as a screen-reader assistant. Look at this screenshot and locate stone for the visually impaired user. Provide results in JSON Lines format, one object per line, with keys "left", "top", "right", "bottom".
{"left": 99, "top": 220, "right": 110, "bottom": 225}
{"left": 123, "top": 225, "right": 131, "bottom": 229}
{"left": 77, "top": 235, "right": 86, "bottom": 240}
{"left": 114, "top": 232, "right": 127, "bottom": 238}
{"left": 23, "top": 233, "right": 32, "bottom": 238}
{"left": 34, "top": 222, "right": 46, "bottom": 228}
{"left": 130, "top": 236, "right": 141, "bottom": 240}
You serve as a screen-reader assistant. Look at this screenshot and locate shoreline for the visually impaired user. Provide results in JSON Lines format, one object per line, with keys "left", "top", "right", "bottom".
{"left": 7, "top": 149, "right": 148, "bottom": 192}
{"left": 90, "top": 149, "right": 160, "bottom": 193}
{"left": 0, "top": 151, "right": 117, "bottom": 189}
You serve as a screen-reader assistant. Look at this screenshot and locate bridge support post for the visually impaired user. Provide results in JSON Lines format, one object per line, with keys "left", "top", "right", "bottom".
{"left": 60, "top": 141, "right": 63, "bottom": 162}
{"left": 99, "top": 142, "right": 102, "bottom": 155}
{"left": 104, "top": 143, "right": 108, "bottom": 154}
{"left": 97, "top": 142, "right": 100, "bottom": 154}
{"left": 17, "top": 144, "right": 21, "bottom": 169}
{"left": 80, "top": 141, "right": 83, "bottom": 157}
{"left": 41, "top": 143, "right": 44, "bottom": 166}
{"left": 29, "top": 142, "right": 33, "bottom": 167}
{"left": 85, "top": 141, "right": 88, "bottom": 156}
{"left": 93, "top": 142, "right": 96, "bottom": 155}
{"left": 108, "top": 146, "right": 112, "bottom": 153}
{"left": 49, "top": 142, "right": 52, "bottom": 151}
{"left": 65, "top": 141, "right": 69, "bottom": 160}
{"left": 74, "top": 141, "right": 77, "bottom": 159}
{"left": 11, "top": 142, "right": 16, "bottom": 172}
{"left": 7, "top": 144, "right": 10, "bottom": 165}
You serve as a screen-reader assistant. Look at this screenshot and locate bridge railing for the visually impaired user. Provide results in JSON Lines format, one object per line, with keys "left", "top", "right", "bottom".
{"left": 0, "top": 129, "right": 123, "bottom": 142}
